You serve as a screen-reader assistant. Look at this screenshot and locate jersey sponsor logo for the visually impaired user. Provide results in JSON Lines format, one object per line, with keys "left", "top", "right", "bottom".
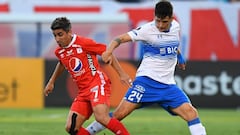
{"left": 159, "top": 45, "right": 178, "bottom": 56}
{"left": 144, "top": 43, "right": 178, "bottom": 58}
{"left": 87, "top": 54, "right": 97, "bottom": 76}
{"left": 69, "top": 57, "right": 83, "bottom": 72}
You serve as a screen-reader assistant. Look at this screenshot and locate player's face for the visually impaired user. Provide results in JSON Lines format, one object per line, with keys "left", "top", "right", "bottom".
{"left": 52, "top": 29, "right": 72, "bottom": 48}
{"left": 154, "top": 16, "right": 173, "bottom": 32}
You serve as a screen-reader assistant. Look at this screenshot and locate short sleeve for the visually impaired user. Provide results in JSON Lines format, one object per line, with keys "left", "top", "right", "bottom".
{"left": 128, "top": 26, "right": 146, "bottom": 42}
{"left": 81, "top": 37, "right": 106, "bottom": 55}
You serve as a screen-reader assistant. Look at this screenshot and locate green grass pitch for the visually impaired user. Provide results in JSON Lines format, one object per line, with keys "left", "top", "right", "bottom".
{"left": 0, "top": 108, "right": 240, "bottom": 135}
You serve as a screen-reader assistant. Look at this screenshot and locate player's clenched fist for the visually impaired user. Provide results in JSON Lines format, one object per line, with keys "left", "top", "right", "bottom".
{"left": 44, "top": 82, "right": 54, "bottom": 96}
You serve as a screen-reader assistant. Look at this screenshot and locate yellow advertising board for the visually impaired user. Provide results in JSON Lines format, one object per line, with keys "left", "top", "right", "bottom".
{"left": 0, "top": 58, "right": 44, "bottom": 108}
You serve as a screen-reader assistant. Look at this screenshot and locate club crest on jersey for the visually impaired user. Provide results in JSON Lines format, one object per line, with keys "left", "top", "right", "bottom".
{"left": 76, "top": 47, "right": 83, "bottom": 54}
{"left": 69, "top": 57, "right": 83, "bottom": 72}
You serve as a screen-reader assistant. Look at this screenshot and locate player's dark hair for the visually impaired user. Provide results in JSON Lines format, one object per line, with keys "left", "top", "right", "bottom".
{"left": 50, "top": 17, "right": 71, "bottom": 32}
{"left": 155, "top": 0, "right": 173, "bottom": 19}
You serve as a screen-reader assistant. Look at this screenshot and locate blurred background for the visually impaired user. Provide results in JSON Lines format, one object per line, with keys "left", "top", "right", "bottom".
{"left": 0, "top": 0, "right": 240, "bottom": 109}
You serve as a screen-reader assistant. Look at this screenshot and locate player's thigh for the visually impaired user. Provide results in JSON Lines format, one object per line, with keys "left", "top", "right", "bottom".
{"left": 171, "top": 103, "right": 198, "bottom": 121}
{"left": 113, "top": 99, "right": 139, "bottom": 120}
{"left": 66, "top": 100, "right": 92, "bottom": 131}
{"left": 65, "top": 110, "right": 88, "bottom": 132}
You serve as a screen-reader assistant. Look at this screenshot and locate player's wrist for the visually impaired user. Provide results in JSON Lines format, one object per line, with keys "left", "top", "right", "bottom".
{"left": 177, "top": 53, "right": 185, "bottom": 64}
{"left": 105, "top": 50, "right": 113, "bottom": 55}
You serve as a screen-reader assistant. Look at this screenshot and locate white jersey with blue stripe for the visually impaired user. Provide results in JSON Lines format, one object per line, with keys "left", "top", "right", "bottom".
{"left": 128, "top": 20, "right": 180, "bottom": 84}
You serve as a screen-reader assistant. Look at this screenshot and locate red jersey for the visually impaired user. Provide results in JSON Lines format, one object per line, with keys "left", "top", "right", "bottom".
{"left": 55, "top": 34, "right": 109, "bottom": 91}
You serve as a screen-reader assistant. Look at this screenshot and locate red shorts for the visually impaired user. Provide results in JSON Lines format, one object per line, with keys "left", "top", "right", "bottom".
{"left": 70, "top": 81, "right": 111, "bottom": 119}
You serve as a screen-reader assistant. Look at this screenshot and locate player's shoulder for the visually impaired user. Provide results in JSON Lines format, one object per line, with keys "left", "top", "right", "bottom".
{"left": 138, "top": 21, "right": 154, "bottom": 30}
{"left": 76, "top": 35, "right": 92, "bottom": 42}
{"left": 76, "top": 35, "right": 96, "bottom": 45}
{"left": 54, "top": 46, "right": 65, "bottom": 57}
{"left": 55, "top": 46, "right": 62, "bottom": 52}
{"left": 171, "top": 19, "right": 180, "bottom": 29}
{"left": 131, "top": 20, "right": 155, "bottom": 34}
{"left": 165, "top": 19, "right": 180, "bottom": 33}
{"left": 76, "top": 35, "right": 90, "bottom": 40}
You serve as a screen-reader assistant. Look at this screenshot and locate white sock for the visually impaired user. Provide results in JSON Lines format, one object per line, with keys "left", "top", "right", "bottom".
{"left": 86, "top": 120, "right": 106, "bottom": 135}
{"left": 189, "top": 123, "right": 207, "bottom": 135}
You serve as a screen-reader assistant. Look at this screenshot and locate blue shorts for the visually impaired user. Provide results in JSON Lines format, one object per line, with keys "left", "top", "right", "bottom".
{"left": 124, "top": 76, "right": 190, "bottom": 115}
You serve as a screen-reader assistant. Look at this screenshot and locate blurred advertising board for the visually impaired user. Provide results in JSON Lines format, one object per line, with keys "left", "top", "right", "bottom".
{"left": 0, "top": 58, "right": 44, "bottom": 108}
{"left": 0, "top": 19, "right": 131, "bottom": 59}
{"left": 44, "top": 60, "right": 72, "bottom": 107}
{"left": 175, "top": 61, "right": 240, "bottom": 108}
{"left": 45, "top": 60, "right": 240, "bottom": 108}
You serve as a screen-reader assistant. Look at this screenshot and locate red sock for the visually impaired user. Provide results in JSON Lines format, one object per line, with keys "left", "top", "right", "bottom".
{"left": 77, "top": 127, "right": 90, "bottom": 135}
{"left": 106, "top": 118, "right": 130, "bottom": 135}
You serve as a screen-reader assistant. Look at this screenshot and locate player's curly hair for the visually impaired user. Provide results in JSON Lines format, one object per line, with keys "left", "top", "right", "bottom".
{"left": 155, "top": 0, "right": 173, "bottom": 19}
{"left": 50, "top": 17, "right": 71, "bottom": 32}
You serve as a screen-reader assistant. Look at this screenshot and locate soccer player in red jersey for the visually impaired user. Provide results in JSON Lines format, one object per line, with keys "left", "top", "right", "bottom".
{"left": 44, "top": 17, "right": 131, "bottom": 135}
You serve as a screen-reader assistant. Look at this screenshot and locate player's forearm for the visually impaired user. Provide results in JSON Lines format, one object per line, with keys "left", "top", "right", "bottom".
{"left": 48, "top": 62, "right": 65, "bottom": 83}
{"left": 107, "top": 39, "right": 121, "bottom": 54}
{"left": 111, "top": 55, "right": 126, "bottom": 76}
{"left": 107, "top": 33, "right": 129, "bottom": 53}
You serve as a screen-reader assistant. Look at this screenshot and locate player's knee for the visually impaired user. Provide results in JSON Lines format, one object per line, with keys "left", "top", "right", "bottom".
{"left": 95, "top": 115, "right": 109, "bottom": 126}
{"left": 185, "top": 106, "right": 198, "bottom": 121}
{"left": 65, "top": 125, "right": 73, "bottom": 133}
{"left": 176, "top": 103, "right": 199, "bottom": 121}
{"left": 66, "top": 113, "right": 78, "bottom": 135}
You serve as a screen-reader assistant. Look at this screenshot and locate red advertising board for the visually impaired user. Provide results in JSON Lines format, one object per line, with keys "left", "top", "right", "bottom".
{"left": 0, "top": 1, "right": 239, "bottom": 61}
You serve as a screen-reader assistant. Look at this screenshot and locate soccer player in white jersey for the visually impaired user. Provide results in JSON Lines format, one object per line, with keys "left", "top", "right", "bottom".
{"left": 86, "top": 0, "right": 207, "bottom": 135}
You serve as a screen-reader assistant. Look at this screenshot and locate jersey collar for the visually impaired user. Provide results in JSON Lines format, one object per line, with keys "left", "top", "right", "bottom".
{"left": 64, "top": 34, "right": 77, "bottom": 48}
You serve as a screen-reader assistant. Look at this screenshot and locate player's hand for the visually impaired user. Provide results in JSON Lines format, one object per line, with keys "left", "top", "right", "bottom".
{"left": 177, "top": 52, "right": 186, "bottom": 70}
{"left": 102, "top": 51, "right": 113, "bottom": 64}
{"left": 120, "top": 73, "right": 133, "bottom": 88}
{"left": 44, "top": 82, "right": 54, "bottom": 96}
{"left": 178, "top": 63, "right": 186, "bottom": 70}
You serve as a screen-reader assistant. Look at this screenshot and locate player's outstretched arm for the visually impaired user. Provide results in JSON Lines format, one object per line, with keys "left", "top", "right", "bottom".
{"left": 110, "top": 55, "right": 132, "bottom": 88}
{"left": 102, "top": 33, "right": 132, "bottom": 64}
{"left": 44, "top": 62, "right": 65, "bottom": 96}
